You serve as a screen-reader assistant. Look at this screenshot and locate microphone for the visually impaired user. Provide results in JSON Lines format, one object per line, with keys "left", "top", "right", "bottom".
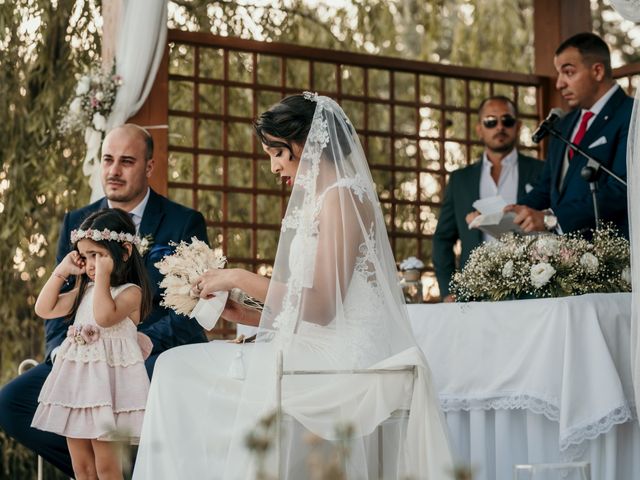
{"left": 532, "top": 108, "right": 566, "bottom": 144}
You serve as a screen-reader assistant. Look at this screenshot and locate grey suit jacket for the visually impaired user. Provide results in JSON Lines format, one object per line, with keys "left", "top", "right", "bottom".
{"left": 432, "top": 153, "right": 544, "bottom": 298}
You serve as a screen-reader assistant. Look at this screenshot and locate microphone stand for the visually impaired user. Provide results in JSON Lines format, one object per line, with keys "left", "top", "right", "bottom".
{"left": 543, "top": 126, "right": 627, "bottom": 230}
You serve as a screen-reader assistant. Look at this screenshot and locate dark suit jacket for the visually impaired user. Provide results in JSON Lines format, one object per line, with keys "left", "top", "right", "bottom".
{"left": 433, "top": 153, "right": 544, "bottom": 298}
{"left": 44, "top": 189, "right": 209, "bottom": 359}
{"left": 521, "top": 86, "right": 632, "bottom": 237}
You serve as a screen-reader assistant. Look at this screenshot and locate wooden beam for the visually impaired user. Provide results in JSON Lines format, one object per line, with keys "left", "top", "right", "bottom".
{"left": 127, "top": 44, "right": 170, "bottom": 196}
{"left": 101, "top": 0, "right": 123, "bottom": 72}
{"left": 534, "top": 0, "right": 592, "bottom": 110}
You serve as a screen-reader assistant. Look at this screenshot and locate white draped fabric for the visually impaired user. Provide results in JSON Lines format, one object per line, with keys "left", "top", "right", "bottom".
{"left": 408, "top": 293, "right": 639, "bottom": 479}
{"left": 86, "top": 0, "right": 168, "bottom": 201}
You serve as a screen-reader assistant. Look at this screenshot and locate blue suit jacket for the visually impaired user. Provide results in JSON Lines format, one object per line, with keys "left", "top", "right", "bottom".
{"left": 521, "top": 86, "right": 632, "bottom": 237}
{"left": 44, "top": 189, "right": 209, "bottom": 359}
{"left": 433, "top": 153, "right": 544, "bottom": 298}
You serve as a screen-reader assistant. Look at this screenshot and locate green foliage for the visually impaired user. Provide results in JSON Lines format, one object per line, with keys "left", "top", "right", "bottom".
{"left": 0, "top": 1, "right": 99, "bottom": 476}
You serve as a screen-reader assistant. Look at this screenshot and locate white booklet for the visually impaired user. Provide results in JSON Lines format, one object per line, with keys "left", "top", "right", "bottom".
{"left": 468, "top": 195, "right": 524, "bottom": 238}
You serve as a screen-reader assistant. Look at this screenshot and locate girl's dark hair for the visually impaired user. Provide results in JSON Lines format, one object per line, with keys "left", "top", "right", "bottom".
{"left": 253, "top": 94, "right": 317, "bottom": 158}
{"left": 67, "top": 208, "right": 153, "bottom": 323}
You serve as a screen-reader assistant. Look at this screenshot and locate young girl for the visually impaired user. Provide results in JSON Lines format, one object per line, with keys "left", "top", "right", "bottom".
{"left": 32, "top": 208, "right": 153, "bottom": 480}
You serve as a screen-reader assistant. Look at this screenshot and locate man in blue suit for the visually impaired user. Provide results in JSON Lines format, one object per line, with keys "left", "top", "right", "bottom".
{"left": 433, "top": 96, "right": 543, "bottom": 301}
{"left": 0, "top": 124, "right": 209, "bottom": 476}
{"left": 507, "top": 33, "right": 632, "bottom": 236}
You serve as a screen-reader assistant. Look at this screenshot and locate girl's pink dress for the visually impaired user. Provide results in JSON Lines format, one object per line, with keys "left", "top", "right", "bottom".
{"left": 31, "top": 283, "right": 150, "bottom": 443}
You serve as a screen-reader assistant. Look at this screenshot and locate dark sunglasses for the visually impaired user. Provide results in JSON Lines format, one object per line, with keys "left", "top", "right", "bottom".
{"left": 481, "top": 114, "right": 517, "bottom": 129}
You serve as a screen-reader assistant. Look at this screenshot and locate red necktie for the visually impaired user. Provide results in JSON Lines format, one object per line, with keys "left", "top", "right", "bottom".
{"left": 569, "top": 111, "right": 594, "bottom": 159}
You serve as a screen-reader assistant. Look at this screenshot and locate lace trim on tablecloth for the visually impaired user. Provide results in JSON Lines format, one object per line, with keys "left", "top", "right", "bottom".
{"left": 440, "top": 393, "right": 560, "bottom": 421}
{"left": 559, "top": 403, "right": 636, "bottom": 452}
{"left": 440, "top": 394, "right": 636, "bottom": 452}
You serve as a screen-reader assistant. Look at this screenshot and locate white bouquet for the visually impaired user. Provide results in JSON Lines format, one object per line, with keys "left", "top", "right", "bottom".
{"left": 155, "top": 237, "right": 227, "bottom": 330}
{"left": 155, "top": 237, "right": 262, "bottom": 330}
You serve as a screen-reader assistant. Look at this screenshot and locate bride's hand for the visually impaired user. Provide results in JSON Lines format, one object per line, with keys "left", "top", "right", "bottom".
{"left": 193, "top": 269, "right": 237, "bottom": 298}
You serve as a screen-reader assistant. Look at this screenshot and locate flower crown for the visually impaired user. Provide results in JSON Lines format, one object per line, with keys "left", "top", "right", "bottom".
{"left": 71, "top": 228, "right": 141, "bottom": 246}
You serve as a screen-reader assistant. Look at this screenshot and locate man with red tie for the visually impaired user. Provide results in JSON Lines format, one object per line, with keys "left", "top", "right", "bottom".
{"left": 506, "top": 32, "right": 632, "bottom": 237}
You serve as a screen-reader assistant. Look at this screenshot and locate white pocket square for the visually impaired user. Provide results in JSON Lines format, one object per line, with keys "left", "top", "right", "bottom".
{"left": 525, "top": 183, "right": 534, "bottom": 194}
{"left": 588, "top": 136, "right": 607, "bottom": 149}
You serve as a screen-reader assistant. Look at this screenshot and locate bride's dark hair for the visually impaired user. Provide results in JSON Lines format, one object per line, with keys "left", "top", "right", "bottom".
{"left": 254, "top": 94, "right": 354, "bottom": 160}
{"left": 253, "top": 94, "right": 315, "bottom": 159}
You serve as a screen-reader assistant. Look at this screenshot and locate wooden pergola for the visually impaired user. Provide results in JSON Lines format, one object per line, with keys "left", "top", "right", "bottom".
{"left": 130, "top": 0, "right": 595, "bottom": 194}
{"left": 118, "top": 0, "right": 637, "bottom": 311}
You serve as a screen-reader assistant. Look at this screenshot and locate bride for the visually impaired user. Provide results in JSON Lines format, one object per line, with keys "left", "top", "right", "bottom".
{"left": 133, "top": 93, "right": 453, "bottom": 479}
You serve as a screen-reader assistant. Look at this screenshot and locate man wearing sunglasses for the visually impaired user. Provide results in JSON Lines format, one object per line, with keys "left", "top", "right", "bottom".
{"left": 505, "top": 32, "right": 632, "bottom": 237}
{"left": 433, "top": 96, "right": 543, "bottom": 302}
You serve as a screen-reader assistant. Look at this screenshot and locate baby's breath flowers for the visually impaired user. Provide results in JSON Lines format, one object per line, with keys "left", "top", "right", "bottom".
{"left": 451, "top": 225, "right": 631, "bottom": 302}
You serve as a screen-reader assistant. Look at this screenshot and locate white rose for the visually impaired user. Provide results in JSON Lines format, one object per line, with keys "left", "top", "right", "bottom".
{"left": 530, "top": 262, "right": 556, "bottom": 288}
{"left": 109, "top": 231, "right": 118, "bottom": 241}
{"left": 502, "top": 260, "right": 514, "bottom": 278}
{"left": 535, "top": 236, "right": 560, "bottom": 257}
{"left": 69, "top": 97, "right": 82, "bottom": 114}
{"left": 95, "top": 91, "right": 104, "bottom": 101}
{"left": 622, "top": 266, "right": 631, "bottom": 284}
{"left": 579, "top": 252, "right": 599, "bottom": 273}
{"left": 91, "top": 230, "right": 102, "bottom": 241}
{"left": 75, "top": 76, "right": 91, "bottom": 95}
{"left": 92, "top": 113, "right": 107, "bottom": 131}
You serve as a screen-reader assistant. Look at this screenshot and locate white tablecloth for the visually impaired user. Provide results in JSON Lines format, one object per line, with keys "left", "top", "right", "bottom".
{"left": 408, "top": 293, "right": 640, "bottom": 480}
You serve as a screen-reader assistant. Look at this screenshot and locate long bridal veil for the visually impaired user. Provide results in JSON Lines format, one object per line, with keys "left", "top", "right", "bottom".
{"left": 221, "top": 93, "right": 453, "bottom": 479}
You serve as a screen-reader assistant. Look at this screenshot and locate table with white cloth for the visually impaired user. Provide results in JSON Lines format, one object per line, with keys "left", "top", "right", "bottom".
{"left": 408, "top": 293, "right": 640, "bottom": 480}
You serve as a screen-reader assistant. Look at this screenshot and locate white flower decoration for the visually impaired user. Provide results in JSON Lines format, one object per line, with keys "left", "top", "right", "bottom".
{"left": 109, "top": 231, "right": 118, "bottom": 241}
{"left": 91, "top": 230, "right": 102, "bottom": 241}
{"left": 399, "top": 256, "right": 425, "bottom": 271}
{"left": 622, "top": 266, "right": 632, "bottom": 284}
{"left": 92, "top": 112, "right": 107, "bottom": 131}
{"left": 95, "top": 91, "right": 104, "bottom": 102}
{"left": 502, "top": 260, "right": 514, "bottom": 278}
{"left": 75, "top": 76, "right": 91, "bottom": 95}
{"left": 530, "top": 262, "right": 556, "bottom": 288}
{"left": 579, "top": 252, "right": 599, "bottom": 273}
{"left": 69, "top": 97, "right": 82, "bottom": 114}
{"left": 535, "top": 236, "right": 561, "bottom": 257}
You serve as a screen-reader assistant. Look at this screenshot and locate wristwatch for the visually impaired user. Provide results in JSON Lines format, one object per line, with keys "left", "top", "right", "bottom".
{"left": 543, "top": 212, "right": 558, "bottom": 231}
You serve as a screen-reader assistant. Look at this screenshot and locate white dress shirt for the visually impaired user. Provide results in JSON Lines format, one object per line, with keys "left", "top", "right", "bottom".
{"left": 479, "top": 148, "right": 519, "bottom": 241}
{"left": 107, "top": 187, "right": 150, "bottom": 233}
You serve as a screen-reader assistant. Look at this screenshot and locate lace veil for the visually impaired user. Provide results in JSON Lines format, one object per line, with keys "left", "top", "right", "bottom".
{"left": 221, "top": 94, "right": 452, "bottom": 478}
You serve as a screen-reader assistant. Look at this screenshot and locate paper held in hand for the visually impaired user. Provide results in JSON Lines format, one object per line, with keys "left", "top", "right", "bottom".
{"left": 190, "top": 291, "right": 229, "bottom": 331}
{"left": 468, "top": 195, "right": 524, "bottom": 238}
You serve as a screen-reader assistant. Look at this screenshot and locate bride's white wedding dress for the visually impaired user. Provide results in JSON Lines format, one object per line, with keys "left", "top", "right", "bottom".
{"left": 133, "top": 267, "right": 452, "bottom": 479}
{"left": 133, "top": 94, "right": 453, "bottom": 479}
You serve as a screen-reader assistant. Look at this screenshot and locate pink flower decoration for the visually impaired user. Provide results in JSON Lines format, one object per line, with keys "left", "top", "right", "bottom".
{"left": 80, "top": 324, "right": 101, "bottom": 344}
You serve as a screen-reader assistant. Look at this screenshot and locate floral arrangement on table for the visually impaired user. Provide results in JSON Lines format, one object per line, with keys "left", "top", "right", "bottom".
{"left": 399, "top": 256, "right": 425, "bottom": 272}
{"left": 450, "top": 225, "right": 631, "bottom": 302}
{"left": 59, "top": 65, "right": 122, "bottom": 136}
